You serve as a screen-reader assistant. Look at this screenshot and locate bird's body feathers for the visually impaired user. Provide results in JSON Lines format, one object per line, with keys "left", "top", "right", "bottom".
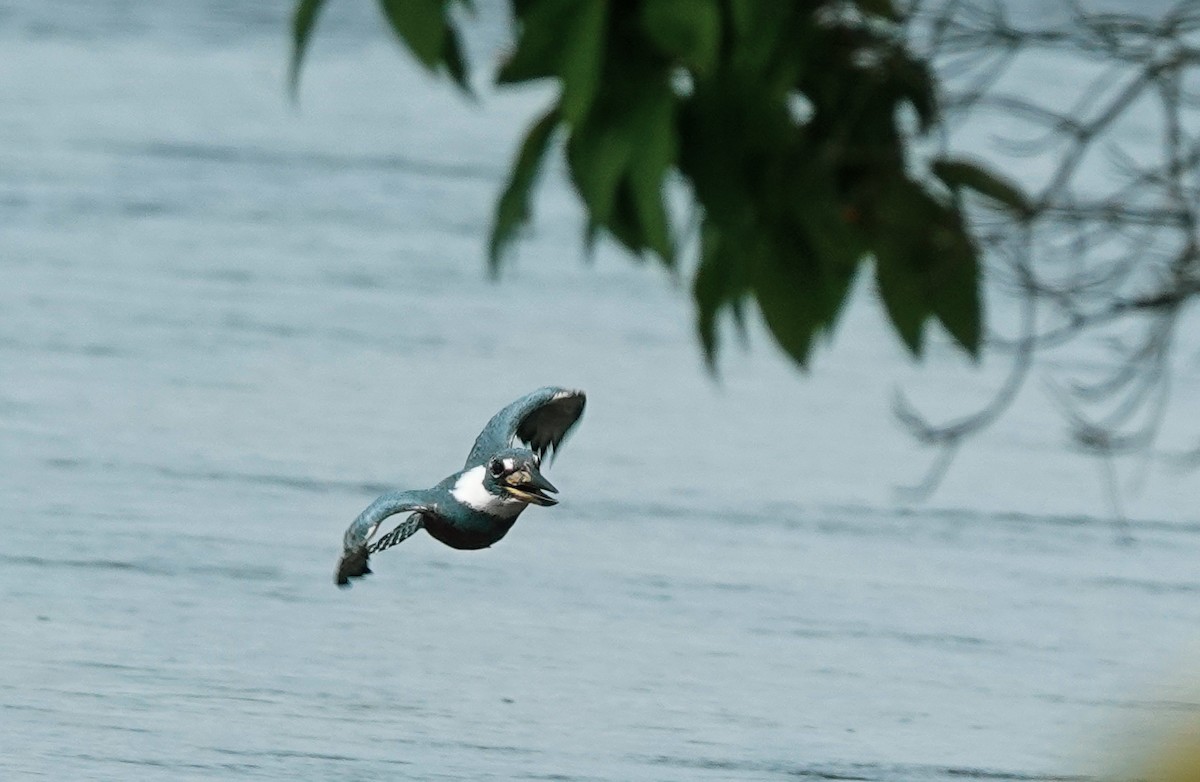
{"left": 334, "top": 387, "right": 585, "bottom": 587}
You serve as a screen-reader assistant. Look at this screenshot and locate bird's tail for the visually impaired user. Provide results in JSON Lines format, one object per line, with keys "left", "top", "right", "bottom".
{"left": 335, "top": 513, "right": 425, "bottom": 588}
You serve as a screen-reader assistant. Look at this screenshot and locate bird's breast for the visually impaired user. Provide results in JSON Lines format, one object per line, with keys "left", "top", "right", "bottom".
{"left": 424, "top": 511, "right": 519, "bottom": 550}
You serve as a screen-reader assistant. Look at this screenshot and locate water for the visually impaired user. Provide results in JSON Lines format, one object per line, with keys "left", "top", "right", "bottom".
{"left": 3, "top": 2, "right": 1200, "bottom": 779}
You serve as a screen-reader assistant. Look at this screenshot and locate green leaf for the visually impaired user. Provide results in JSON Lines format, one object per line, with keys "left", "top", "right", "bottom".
{"left": 442, "top": 25, "right": 472, "bottom": 93}
{"left": 792, "top": 209, "right": 863, "bottom": 341}
{"left": 784, "top": 151, "right": 864, "bottom": 272}
{"left": 378, "top": 0, "right": 446, "bottom": 69}
{"left": 694, "top": 262, "right": 725, "bottom": 367}
{"left": 870, "top": 180, "right": 982, "bottom": 357}
{"left": 856, "top": 0, "right": 900, "bottom": 21}
{"left": 558, "top": 2, "right": 607, "bottom": 123}
{"left": 605, "top": 180, "right": 650, "bottom": 255}
{"left": 565, "top": 72, "right": 677, "bottom": 260}
{"left": 499, "top": 0, "right": 607, "bottom": 124}
{"left": 641, "top": 0, "right": 721, "bottom": 74}
{"left": 499, "top": 0, "right": 570, "bottom": 83}
{"left": 566, "top": 111, "right": 637, "bottom": 226}
{"left": 889, "top": 50, "right": 938, "bottom": 132}
{"left": 627, "top": 169, "right": 672, "bottom": 264}
{"left": 874, "top": 244, "right": 928, "bottom": 356}
{"left": 870, "top": 180, "right": 935, "bottom": 355}
{"left": 582, "top": 219, "right": 601, "bottom": 262}
{"left": 752, "top": 235, "right": 827, "bottom": 368}
{"left": 677, "top": 84, "right": 754, "bottom": 224}
{"left": 489, "top": 107, "right": 562, "bottom": 272}
{"left": 925, "top": 205, "right": 982, "bottom": 356}
{"left": 693, "top": 222, "right": 744, "bottom": 367}
{"left": 288, "top": 0, "right": 328, "bottom": 98}
{"left": 932, "top": 157, "right": 1032, "bottom": 219}
{"left": 625, "top": 86, "right": 677, "bottom": 264}
{"left": 728, "top": 1, "right": 789, "bottom": 42}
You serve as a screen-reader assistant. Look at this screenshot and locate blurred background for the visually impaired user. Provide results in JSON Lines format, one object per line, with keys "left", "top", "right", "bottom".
{"left": 2, "top": 1, "right": 1199, "bottom": 779}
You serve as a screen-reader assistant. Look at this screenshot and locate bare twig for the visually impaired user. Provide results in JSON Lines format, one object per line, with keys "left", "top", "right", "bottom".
{"left": 895, "top": 0, "right": 1200, "bottom": 501}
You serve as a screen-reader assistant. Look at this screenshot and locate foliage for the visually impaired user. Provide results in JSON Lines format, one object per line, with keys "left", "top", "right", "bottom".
{"left": 291, "top": 0, "right": 1200, "bottom": 495}
{"left": 290, "top": 0, "right": 1008, "bottom": 368}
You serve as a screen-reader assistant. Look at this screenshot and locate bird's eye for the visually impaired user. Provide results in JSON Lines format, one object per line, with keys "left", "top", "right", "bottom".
{"left": 489, "top": 460, "right": 505, "bottom": 477}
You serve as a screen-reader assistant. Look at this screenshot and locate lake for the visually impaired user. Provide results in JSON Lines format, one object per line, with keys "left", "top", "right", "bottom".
{"left": 3, "top": 1, "right": 1200, "bottom": 779}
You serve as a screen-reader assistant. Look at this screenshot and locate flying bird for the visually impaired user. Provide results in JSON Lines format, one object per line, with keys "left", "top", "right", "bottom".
{"left": 335, "top": 386, "right": 586, "bottom": 587}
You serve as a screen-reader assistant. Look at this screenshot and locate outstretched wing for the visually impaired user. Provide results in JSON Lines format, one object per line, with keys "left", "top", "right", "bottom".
{"left": 465, "top": 387, "right": 586, "bottom": 468}
{"left": 336, "top": 489, "right": 431, "bottom": 588}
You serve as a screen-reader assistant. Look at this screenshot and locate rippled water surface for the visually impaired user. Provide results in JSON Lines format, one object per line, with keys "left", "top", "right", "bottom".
{"left": 4, "top": 2, "right": 1200, "bottom": 780}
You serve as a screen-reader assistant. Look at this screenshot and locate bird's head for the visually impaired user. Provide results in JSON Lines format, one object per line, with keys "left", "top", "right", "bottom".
{"left": 484, "top": 449, "right": 558, "bottom": 507}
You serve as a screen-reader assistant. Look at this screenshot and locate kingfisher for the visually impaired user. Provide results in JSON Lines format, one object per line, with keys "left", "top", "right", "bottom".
{"left": 335, "top": 386, "right": 586, "bottom": 587}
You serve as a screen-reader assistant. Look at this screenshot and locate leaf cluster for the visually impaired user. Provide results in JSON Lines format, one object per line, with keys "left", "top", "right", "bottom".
{"left": 290, "top": 1, "right": 1031, "bottom": 367}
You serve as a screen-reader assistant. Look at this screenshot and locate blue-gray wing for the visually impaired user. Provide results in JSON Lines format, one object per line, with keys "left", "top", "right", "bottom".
{"left": 336, "top": 489, "right": 431, "bottom": 588}
{"left": 465, "top": 387, "right": 586, "bottom": 468}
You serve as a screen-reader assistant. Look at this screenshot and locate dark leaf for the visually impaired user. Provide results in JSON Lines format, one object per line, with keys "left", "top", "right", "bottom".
{"left": 641, "top": 0, "right": 721, "bottom": 74}
{"left": 819, "top": 260, "right": 863, "bottom": 338}
{"left": 676, "top": 86, "right": 753, "bottom": 225}
{"left": 378, "top": 0, "right": 446, "bottom": 69}
{"left": 870, "top": 180, "right": 935, "bottom": 355}
{"left": 729, "top": 297, "right": 750, "bottom": 348}
{"left": 288, "top": 0, "right": 328, "bottom": 98}
{"left": 627, "top": 169, "right": 673, "bottom": 264}
{"left": 442, "top": 24, "right": 472, "bottom": 93}
{"left": 499, "top": 0, "right": 606, "bottom": 124}
{"left": 871, "top": 181, "right": 982, "bottom": 357}
{"left": 694, "top": 223, "right": 739, "bottom": 366}
{"left": 583, "top": 219, "right": 601, "bottom": 262}
{"left": 752, "top": 235, "right": 827, "bottom": 368}
{"left": 792, "top": 204, "right": 864, "bottom": 341}
{"left": 728, "top": 1, "right": 790, "bottom": 43}
{"left": 785, "top": 152, "right": 864, "bottom": 273}
{"left": 489, "top": 107, "right": 562, "bottom": 272}
{"left": 625, "top": 85, "right": 677, "bottom": 264}
{"left": 557, "top": 1, "right": 607, "bottom": 123}
{"left": 566, "top": 110, "right": 637, "bottom": 225}
{"left": 726, "top": 1, "right": 793, "bottom": 76}
{"left": 604, "top": 180, "right": 650, "bottom": 256}
{"left": 694, "top": 268, "right": 724, "bottom": 367}
{"left": 874, "top": 243, "right": 929, "bottom": 356}
{"left": 856, "top": 0, "right": 900, "bottom": 20}
{"left": 498, "top": 0, "right": 566, "bottom": 83}
{"left": 925, "top": 207, "right": 982, "bottom": 356}
{"left": 933, "top": 157, "right": 1032, "bottom": 219}
{"left": 889, "top": 50, "right": 938, "bottom": 132}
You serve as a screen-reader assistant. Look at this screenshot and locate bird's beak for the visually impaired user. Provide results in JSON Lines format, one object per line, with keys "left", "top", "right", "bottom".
{"left": 502, "top": 465, "right": 559, "bottom": 506}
